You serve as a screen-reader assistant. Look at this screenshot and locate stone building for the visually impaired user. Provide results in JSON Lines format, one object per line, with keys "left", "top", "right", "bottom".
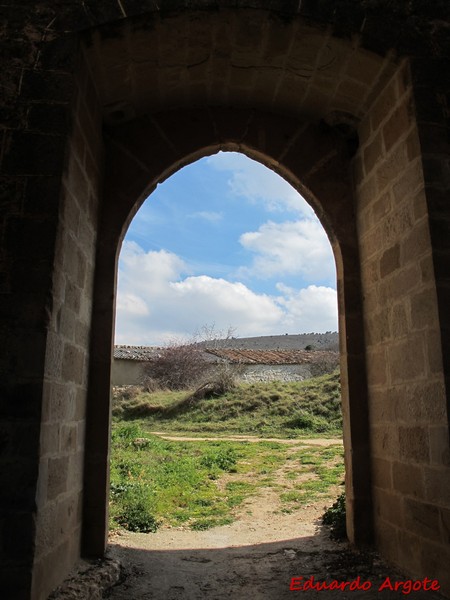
{"left": 203, "top": 348, "right": 340, "bottom": 382}
{"left": 111, "top": 345, "right": 339, "bottom": 385}
{"left": 1, "top": 2, "right": 450, "bottom": 599}
{"left": 112, "top": 345, "right": 161, "bottom": 385}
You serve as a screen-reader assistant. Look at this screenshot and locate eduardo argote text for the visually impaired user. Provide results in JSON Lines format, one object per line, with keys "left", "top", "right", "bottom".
{"left": 290, "top": 575, "right": 440, "bottom": 595}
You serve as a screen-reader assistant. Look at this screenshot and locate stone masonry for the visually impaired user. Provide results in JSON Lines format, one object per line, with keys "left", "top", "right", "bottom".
{"left": 0, "top": 2, "right": 449, "bottom": 599}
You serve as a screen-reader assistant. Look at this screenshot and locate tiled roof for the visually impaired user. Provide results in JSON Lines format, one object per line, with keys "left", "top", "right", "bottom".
{"left": 203, "top": 348, "right": 339, "bottom": 365}
{"left": 113, "top": 345, "right": 162, "bottom": 361}
{"left": 113, "top": 345, "right": 339, "bottom": 365}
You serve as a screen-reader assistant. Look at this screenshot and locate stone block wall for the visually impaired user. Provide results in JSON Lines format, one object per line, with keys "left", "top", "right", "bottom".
{"left": 0, "top": 11, "right": 77, "bottom": 597}
{"left": 31, "top": 53, "right": 103, "bottom": 599}
{"left": 237, "top": 364, "right": 313, "bottom": 383}
{"left": 1, "top": 3, "right": 449, "bottom": 599}
{"left": 355, "top": 60, "right": 450, "bottom": 592}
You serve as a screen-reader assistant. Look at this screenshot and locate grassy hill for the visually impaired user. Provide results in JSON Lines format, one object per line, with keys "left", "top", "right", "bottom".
{"left": 112, "top": 369, "right": 342, "bottom": 437}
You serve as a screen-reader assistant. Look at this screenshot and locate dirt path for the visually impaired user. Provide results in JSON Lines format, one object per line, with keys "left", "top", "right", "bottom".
{"left": 149, "top": 432, "right": 343, "bottom": 446}
{"left": 105, "top": 436, "right": 444, "bottom": 600}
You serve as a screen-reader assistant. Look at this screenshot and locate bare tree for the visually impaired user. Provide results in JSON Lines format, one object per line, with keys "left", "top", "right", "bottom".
{"left": 142, "top": 324, "right": 238, "bottom": 391}
{"left": 193, "top": 322, "right": 237, "bottom": 348}
{"left": 143, "top": 342, "right": 212, "bottom": 390}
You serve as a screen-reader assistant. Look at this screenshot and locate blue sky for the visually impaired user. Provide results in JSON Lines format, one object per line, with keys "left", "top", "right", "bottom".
{"left": 115, "top": 152, "right": 338, "bottom": 345}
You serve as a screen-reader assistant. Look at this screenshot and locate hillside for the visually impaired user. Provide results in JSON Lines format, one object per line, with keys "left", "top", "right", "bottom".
{"left": 113, "top": 369, "right": 342, "bottom": 437}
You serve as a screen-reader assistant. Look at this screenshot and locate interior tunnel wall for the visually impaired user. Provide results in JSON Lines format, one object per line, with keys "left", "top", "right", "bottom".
{"left": 354, "top": 60, "right": 450, "bottom": 591}
{"left": 0, "top": 3, "right": 449, "bottom": 599}
{"left": 30, "top": 54, "right": 104, "bottom": 599}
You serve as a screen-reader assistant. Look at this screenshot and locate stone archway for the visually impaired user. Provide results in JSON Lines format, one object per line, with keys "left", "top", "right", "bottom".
{"left": 1, "top": 4, "right": 449, "bottom": 599}
{"left": 83, "top": 108, "right": 371, "bottom": 559}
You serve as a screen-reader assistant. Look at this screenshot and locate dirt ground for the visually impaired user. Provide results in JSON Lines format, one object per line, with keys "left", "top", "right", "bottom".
{"left": 103, "top": 436, "right": 445, "bottom": 600}
{"left": 105, "top": 509, "right": 444, "bottom": 599}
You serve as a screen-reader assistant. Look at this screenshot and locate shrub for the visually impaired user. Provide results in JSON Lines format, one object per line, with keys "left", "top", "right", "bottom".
{"left": 112, "top": 422, "right": 144, "bottom": 446}
{"left": 114, "top": 488, "right": 159, "bottom": 533}
{"left": 208, "top": 362, "right": 239, "bottom": 395}
{"left": 322, "top": 492, "right": 347, "bottom": 539}
{"left": 284, "top": 411, "right": 330, "bottom": 432}
{"left": 143, "top": 343, "right": 213, "bottom": 390}
{"left": 200, "top": 447, "right": 238, "bottom": 472}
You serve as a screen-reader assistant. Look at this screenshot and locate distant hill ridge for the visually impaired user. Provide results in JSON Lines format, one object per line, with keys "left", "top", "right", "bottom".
{"left": 199, "top": 332, "right": 339, "bottom": 352}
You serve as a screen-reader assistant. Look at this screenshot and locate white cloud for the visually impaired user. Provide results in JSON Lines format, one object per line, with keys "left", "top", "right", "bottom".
{"left": 115, "top": 241, "right": 338, "bottom": 345}
{"left": 206, "top": 152, "right": 315, "bottom": 218}
{"left": 277, "top": 284, "right": 338, "bottom": 333}
{"left": 170, "top": 275, "right": 283, "bottom": 331}
{"left": 239, "top": 219, "right": 335, "bottom": 283}
{"left": 116, "top": 292, "right": 149, "bottom": 317}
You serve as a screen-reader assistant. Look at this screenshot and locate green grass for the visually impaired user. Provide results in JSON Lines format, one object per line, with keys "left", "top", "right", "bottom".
{"left": 109, "top": 422, "right": 289, "bottom": 532}
{"left": 109, "top": 372, "right": 344, "bottom": 533}
{"left": 109, "top": 422, "right": 344, "bottom": 533}
{"left": 113, "top": 370, "right": 342, "bottom": 437}
{"left": 280, "top": 445, "right": 345, "bottom": 508}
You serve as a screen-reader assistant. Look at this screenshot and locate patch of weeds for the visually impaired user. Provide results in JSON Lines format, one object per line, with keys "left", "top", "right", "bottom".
{"left": 190, "top": 516, "right": 233, "bottom": 530}
{"left": 225, "top": 480, "right": 256, "bottom": 507}
{"left": 281, "top": 490, "right": 304, "bottom": 503}
{"left": 323, "top": 492, "right": 347, "bottom": 540}
{"left": 284, "top": 411, "right": 330, "bottom": 433}
{"left": 200, "top": 447, "right": 238, "bottom": 472}
{"left": 277, "top": 445, "right": 344, "bottom": 509}
{"left": 111, "top": 484, "right": 159, "bottom": 533}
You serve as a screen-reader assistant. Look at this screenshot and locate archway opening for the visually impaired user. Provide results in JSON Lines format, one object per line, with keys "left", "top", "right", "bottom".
{"left": 109, "top": 150, "right": 344, "bottom": 549}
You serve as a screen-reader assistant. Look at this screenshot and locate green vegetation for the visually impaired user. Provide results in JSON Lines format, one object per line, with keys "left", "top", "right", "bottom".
{"left": 112, "top": 370, "right": 342, "bottom": 437}
{"left": 322, "top": 492, "right": 347, "bottom": 539}
{"left": 109, "top": 422, "right": 289, "bottom": 532}
{"left": 109, "top": 424, "right": 344, "bottom": 533}
{"left": 280, "top": 445, "right": 345, "bottom": 511}
{"left": 110, "top": 371, "right": 344, "bottom": 534}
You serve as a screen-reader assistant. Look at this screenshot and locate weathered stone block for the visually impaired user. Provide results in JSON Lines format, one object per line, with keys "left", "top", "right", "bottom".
{"left": 372, "top": 457, "right": 392, "bottom": 490}
{"left": 392, "top": 461, "right": 425, "bottom": 498}
{"left": 404, "top": 497, "right": 440, "bottom": 542}
{"left": 429, "top": 425, "right": 450, "bottom": 467}
{"left": 391, "top": 302, "right": 408, "bottom": 337}
{"left": 62, "top": 344, "right": 85, "bottom": 384}
{"left": 47, "top": 456, "right": 69, "bottom": 501}
{"left": 410, "top": 288, "right": 439, "bottom": 331}
{"left": 40, "top": 423, "right": 60, "bottom": 457}
{"left": 60, "top": 423, "right": 78, "bottom": 453}
{"left": 363, "top": 130, "right": 382, "bottom": 176}
{"left": 380, "top": 243, "right": 400, "bottom": 278}
{"left": 399, "top": 426, "right": 430, "bottom": 463}
{"left": 388, "top": 338, "right": 425, "bottom": 383}
{"left": 383, "top": 100, "right": 411, "bottom": 154}
{"left": 424, "top": 466, "right": 450, "bottom": 505}
{"left": 374, "top": 489, "right": 404, "bottom": 526}
{"left": 369, "top": 76, "right": 397, "bottom": 131}
{"left": 367, "top": 347, "right": 387, "bottom": 387}
{"left": 371, "top": 425, "right": 400, "bottom": 460}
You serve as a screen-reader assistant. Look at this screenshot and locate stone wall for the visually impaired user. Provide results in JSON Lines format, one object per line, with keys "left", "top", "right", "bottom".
{"left": 354, "top": 60, "right": 450, "bottom": 591}
{"left": 30, "top": 53, "right": 103, "bottom": 598}
{"left": 111, "top": 360, "right": 316, "bottom": 386}
{"left": 238, "top": 364, "right": 313, "bottom": 383}
{"left": 111, "top": 360, "right": 146, "bottom": 386}
{"left": 0, "top": 2, "right": 449, "bottom": 599}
